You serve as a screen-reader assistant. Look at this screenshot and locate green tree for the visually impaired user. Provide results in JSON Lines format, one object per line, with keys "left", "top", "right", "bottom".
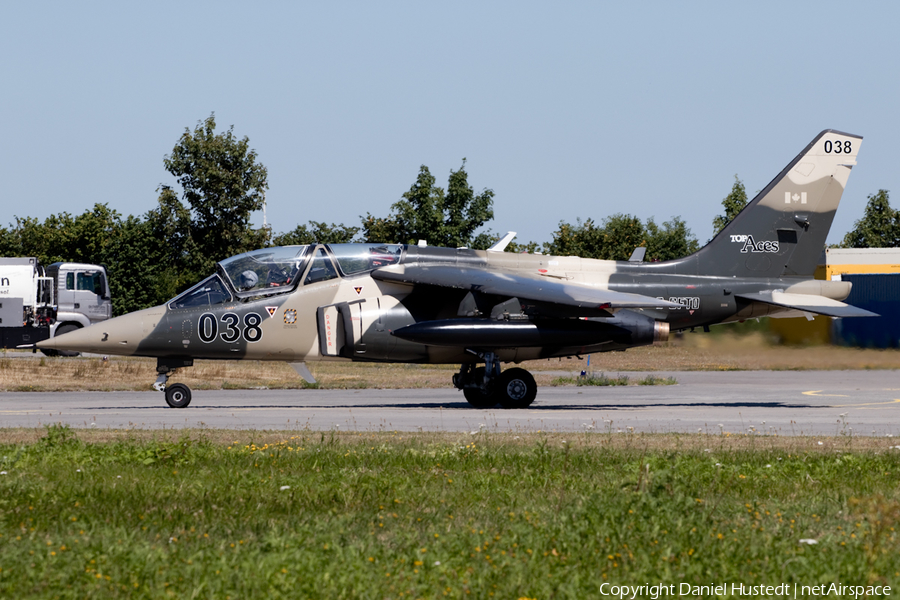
{"left": 144, "top": 186, "right": 200, "bottom": 296}
{"left": 444, "top": 161, "right": 495, "bottom": 249}
{"left": 501, "top": 236, "right": 542, "bottom": 254}
{"left": 360, "top": 214, "right": 399, "bottom": 247}
{"left": 597, "top": 214, "right": 647, "bottom": 260}
{"left": 546, "top": 215, "right": 645, "bottom": 260}
{"left": 544, "top": 218, "right": 595, "bottom": 257}
{"left": 645, "top": 216, "right": 700, "bottom": 261}
{"left": 0, "top": 216, "right": 58, "bottom": 261}
{"left": 0, "top": 225, "right": 17, "bottom": 257}
{"left": 362, "top": 160, "right": 494, "bottom": 248}
{"left": 545, "top": 214, "right": 698, "bottom": 261}
{"left": 64, "top": 204, "right": 122, "bottom": 264}
{"left": 841, "top": 190, "right": 900, "bottom": 248}
{"left": 1, "top": 214, "right": 77, "bottom": 263}
{"left": 272, "top": 221, "right": 360, "bottom": 246}
{"left": 162, "top": 113, "right": 269, "bottom": 283}
{"left": 102, "top": 214, "right": 175, "bottom": 315}
{"left": 0, "top": 205, "right": 121, "bottom": 265}
{"left": 711, "top": 175, "right": 748, "bottom": 235}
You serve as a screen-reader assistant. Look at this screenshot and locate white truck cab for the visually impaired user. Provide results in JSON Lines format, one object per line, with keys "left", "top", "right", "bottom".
{"left": 45, "top": 262, "right": 112, "bottom": 336}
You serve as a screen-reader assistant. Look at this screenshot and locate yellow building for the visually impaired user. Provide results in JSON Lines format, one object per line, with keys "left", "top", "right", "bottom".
{"left": 770, "top": 248, "right": 900, "bottom": 345}
{"left": 816, "top": 248, "right": 900, "bottom": 279}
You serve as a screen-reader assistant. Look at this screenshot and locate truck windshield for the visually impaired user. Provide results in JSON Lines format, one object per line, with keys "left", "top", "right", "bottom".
{"left": 66, "top": 271, "right": 105, "bottom": 295}
{"left": 218, "top": 246, "right": 310, "bottom": 297}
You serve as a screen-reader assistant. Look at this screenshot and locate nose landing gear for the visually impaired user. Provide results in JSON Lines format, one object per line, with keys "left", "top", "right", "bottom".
{"left": 154, "top": 358, "right": 195, "bottom": 408}
{"left": 453, "top": 352, "right": 537, "bottom": 409}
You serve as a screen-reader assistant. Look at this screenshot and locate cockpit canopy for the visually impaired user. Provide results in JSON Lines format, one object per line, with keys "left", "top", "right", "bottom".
{"left": 220, "top": 246, "right": 310, "bottom": 295}
{"left": 166, "top": 244, "right": 403, "bottom": 310}
{"left": 326, "top": 243, "right": 402, "bottom": 275}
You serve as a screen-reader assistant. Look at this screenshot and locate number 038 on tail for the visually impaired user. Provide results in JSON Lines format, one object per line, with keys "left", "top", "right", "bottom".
{"left": 38, "top": 130, "right": 875, "bottom": 408}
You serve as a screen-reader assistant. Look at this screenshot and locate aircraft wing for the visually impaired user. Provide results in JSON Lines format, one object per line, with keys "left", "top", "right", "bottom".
{"left": 372, "top": 264, "right": 679, "bottom": 312}
{"left": 736, "top": 291, "right": 878, "bottom": 318}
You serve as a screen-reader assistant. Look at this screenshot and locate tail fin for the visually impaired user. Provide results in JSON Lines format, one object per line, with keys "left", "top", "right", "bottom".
{"left": 690, "top": 129, "right": 862, "bottom": 278}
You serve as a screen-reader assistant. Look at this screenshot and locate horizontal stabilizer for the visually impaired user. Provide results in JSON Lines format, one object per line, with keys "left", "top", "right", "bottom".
{"left": 736, "top": 291, "right": 878, "bottom": 318}
{"left": 373, "top": 265, "right": 679, "bottom": 312}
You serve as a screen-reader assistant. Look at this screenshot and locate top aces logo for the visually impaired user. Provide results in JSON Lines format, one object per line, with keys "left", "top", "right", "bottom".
{"left": 730, "top": 235, "right": 779, "bottom": 254}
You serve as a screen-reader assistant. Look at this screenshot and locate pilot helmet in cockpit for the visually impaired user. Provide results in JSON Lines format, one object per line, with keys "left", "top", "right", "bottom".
{"left": 239, "top": 270, "right": 259, "bottom": 291}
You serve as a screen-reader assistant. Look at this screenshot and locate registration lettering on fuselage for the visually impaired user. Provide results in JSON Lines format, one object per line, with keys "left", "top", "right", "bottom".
{"left": 198, "top": 312, "right": 264, "bottom": 343}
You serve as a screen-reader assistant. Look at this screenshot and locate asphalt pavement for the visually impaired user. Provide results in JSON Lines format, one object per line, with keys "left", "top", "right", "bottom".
{"left": 1, "top": 370, "right": 899, "bottom": 436}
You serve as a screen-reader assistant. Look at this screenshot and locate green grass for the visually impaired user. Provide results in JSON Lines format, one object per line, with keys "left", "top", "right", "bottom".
{"left": 1, "top": 426, "right": 898, "bottom": 598}
{"left": 551, "top": 372, "right": 677, "bottom": 386}
{"left": 637, "top": 374, "right": 678, "bottom": 386}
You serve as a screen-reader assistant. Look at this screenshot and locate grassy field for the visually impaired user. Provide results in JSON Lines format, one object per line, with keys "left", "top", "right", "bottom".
{"left": 0, "top": 428, "right": 898, "bottom": 598}
{"left": 1, "top": 333, "right": 899, "bottom": 392}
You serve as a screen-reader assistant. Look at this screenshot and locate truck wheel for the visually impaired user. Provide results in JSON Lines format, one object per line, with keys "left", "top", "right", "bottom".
{"left": 165, "top": 383, "right": 192, "bottom": 408}
{"left": 53, "top": 324, "right": 81, "bottom": 357}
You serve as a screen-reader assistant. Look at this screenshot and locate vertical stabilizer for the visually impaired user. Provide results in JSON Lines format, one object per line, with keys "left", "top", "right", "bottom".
{"left": 690, "top": 130, "right": 862, "bottom": 278}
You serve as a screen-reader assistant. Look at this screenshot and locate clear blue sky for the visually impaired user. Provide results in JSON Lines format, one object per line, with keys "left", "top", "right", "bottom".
{"left": 2, "top": 2, "right": 897, "bottom": 248}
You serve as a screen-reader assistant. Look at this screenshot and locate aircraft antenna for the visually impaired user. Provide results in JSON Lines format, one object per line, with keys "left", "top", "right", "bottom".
{"left": 262, "top": 189, "right": 268, "bottom": 230}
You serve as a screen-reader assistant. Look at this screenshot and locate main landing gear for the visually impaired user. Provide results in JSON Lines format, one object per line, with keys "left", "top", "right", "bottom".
{"left": 452, "top": 351, "right": 537, "bottom": 409}
{"left": 153, "top": 358, "right": 194, "bottom": 408}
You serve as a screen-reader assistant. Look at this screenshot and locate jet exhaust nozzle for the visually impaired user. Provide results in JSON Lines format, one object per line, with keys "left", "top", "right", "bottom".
{"left": 654, "top": 321, "right": 670, "bottom": 343}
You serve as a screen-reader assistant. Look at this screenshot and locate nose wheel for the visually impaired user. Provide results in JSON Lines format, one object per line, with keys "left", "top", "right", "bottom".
{"left": 164, "top": 383, "right": 192, "bottom": 408}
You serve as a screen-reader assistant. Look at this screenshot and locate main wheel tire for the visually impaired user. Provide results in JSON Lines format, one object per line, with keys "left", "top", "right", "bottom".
{"left": 462, "top": 367, "right": 498, "bottom": 408}
{"left": 463, "top": 387, "right": 499, "bottom": 408}
{"left": 52, "top": 323, "right": 81, "bottom": 357}
{"left": 164, "top": 383, "right": 192, "bottom": 408}
{"left": 497, "top": 368, "right": 537, "bottom": 409}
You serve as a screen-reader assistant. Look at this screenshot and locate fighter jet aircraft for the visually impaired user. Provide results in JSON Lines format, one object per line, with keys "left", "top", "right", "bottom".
{"left": 38, "top": 129, "right": 874, "bottom": 408}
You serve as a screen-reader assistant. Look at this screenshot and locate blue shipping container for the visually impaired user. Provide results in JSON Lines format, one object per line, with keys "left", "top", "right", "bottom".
{"left": 833, "top": 273, "right": 900, "bottom": 348}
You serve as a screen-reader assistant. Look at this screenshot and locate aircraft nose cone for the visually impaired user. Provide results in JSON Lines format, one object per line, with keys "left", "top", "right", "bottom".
{"left": 36, "top": 308, "right": 159, "bottom": 356}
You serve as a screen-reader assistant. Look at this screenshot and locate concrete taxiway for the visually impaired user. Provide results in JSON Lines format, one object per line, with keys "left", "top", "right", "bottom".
{"left": 0, "top": 370, "right": 898, "bottom": 436}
